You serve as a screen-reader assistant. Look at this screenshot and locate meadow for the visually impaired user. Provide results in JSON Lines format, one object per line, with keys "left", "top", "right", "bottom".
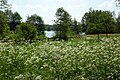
{"left": 0, "top": 35, "right": 120, "bottom": 80}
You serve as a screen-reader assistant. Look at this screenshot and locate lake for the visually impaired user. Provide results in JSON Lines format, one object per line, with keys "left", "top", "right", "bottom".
{"left": 45, "top": 31, "right": 55, "bottom": 38}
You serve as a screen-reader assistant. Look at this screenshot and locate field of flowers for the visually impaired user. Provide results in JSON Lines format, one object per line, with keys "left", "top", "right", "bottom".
{"left": 0, "top": 35, "right": 120, "bottom": 80}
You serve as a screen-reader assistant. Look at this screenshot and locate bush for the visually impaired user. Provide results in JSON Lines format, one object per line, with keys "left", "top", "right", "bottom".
{"left": 53, "top": 34, "right": 68, "bottom": 41}
{"left": 16, "top": 23, "right": 38, "bottom": 40}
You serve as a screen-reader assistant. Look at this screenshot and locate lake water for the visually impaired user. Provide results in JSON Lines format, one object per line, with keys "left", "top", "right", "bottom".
{"left": 45, "top": 31, "right": 55, "bottom": 38}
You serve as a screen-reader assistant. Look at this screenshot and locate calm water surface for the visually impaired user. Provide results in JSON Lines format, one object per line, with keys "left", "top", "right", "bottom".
{"left": 45, "top": 31, "right": 55, "bottom": 38}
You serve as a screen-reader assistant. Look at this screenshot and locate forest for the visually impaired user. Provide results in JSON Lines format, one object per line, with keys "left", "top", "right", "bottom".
{"left": 0, "top": 0, "right": 120, "bottom": 41}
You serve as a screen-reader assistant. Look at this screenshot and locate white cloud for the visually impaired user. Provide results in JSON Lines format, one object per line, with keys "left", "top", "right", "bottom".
{"left": 12, "top": 4, "right": 20, "bottom": 12}
{"left": 56, "top": 0, "right": 64, "bottom": 2}
{"left": 26, "top": 4, "right": 50, "bottom": 12}
{"left": 98, "top": 0, "right": 115, "bottom": 8}
{"left": 70, "top": 0, "right": 83, "bottom": 2}
{"left": 9, "top": 0, "right": 118, "bottom": 24}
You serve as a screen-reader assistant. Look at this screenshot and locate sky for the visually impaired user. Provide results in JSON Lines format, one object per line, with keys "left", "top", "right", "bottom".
{"left": 8, "top": 0, "right": 119, "bottom": 25}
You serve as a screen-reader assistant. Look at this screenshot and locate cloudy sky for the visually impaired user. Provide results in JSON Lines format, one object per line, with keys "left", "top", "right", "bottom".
{"left": 9, "top": 0, "right": 119, "bottom": 24}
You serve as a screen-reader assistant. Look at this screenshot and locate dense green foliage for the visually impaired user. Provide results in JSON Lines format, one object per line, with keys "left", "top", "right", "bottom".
{"left": 72, "top": 18, "right": 82, "bottom": 35}
{"left": 16, "top": 23, "right": 38, "bottom": 40}
{"left": 82, "top": 8, "right": 116, "bottom": 34}
{"left": 54, "top": 7, "right": 72, "bottom": 40}
{"left": 0, "top": 6, "right": 119, "bottom": 40}
{"left": 81, "top": 8, "right": 116, "bottom": 39}
{"left": 45, "top": 24, "right": 54, "bottom": 31}
{"left": 0, "top": 35, "right": 120, "bottom": 79}
{"left": 0, "top": 10, "right": 9, "bottom": 36}
{"left": 26, "top": 14, "right": 45, "bottom": 35}
{"left": 0, "top": 0, "right": 11, "bottom": 9}
{"left": 116, "top": 13, "right": 120, "bottom": 33}
{"left": 5, "top": 9, "right": 22, "bottom": 31}
{"left": 0, "top": 10, "right": 44, "bottom": 40}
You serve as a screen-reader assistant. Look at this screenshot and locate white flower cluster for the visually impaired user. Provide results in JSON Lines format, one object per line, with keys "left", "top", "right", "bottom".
{"left": 0, "top": 36, "right": 120, "bottom": 79}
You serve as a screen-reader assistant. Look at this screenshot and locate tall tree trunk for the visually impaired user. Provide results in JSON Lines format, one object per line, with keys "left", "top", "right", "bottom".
{"left": 106, "top": 27, "right": 108, "bottom": 38}
{"left": 98, "top": 33, "right": 100, "bottom": 40}
{"left": 106, "top": 33, "right": 108, "bottom": 38}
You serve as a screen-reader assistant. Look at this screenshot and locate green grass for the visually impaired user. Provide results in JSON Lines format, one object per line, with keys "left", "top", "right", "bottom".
{"left": 0, "top": 35, "right": 120, "bottom": 80}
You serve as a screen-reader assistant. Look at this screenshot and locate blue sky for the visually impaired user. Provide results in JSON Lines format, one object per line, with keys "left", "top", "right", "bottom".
{"left": 8, "top": 0, "right": 119, "bottom": 24}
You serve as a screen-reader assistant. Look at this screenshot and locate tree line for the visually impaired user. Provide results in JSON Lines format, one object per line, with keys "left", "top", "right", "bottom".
{"left": 0, "top": 0, "right": 120, "bottom": 41}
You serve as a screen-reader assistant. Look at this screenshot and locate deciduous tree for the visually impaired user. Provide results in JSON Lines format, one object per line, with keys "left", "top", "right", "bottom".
{"left": 82, "top": 8, "right": 116, "bottom": 39}
{"left": 54, "top": 7, "right": 72, "bottom": 40}
{"left": 16, "top": 23, "right": 37, "bottom": 40}
{"left": 5, "top": 9, "right": 22, "bottom": 31}
{"left": 26, "top": 14, "right": 45, "bottom": 35}
{"left": 0, "top": 0, "right": 11, "bottom": 9}
{"left": 0, "top": 10, "right": 9, "bottom": 36}
{"left": 72, "top": 18, "right": 82, "bottom": 35}
{"left": 116, "top": 13, "right": 120, "bottom": 33}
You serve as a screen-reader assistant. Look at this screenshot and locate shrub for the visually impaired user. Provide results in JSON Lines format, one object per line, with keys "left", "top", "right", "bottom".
{"left": 16, "top": 23, "right": 38, "bottom": 40}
